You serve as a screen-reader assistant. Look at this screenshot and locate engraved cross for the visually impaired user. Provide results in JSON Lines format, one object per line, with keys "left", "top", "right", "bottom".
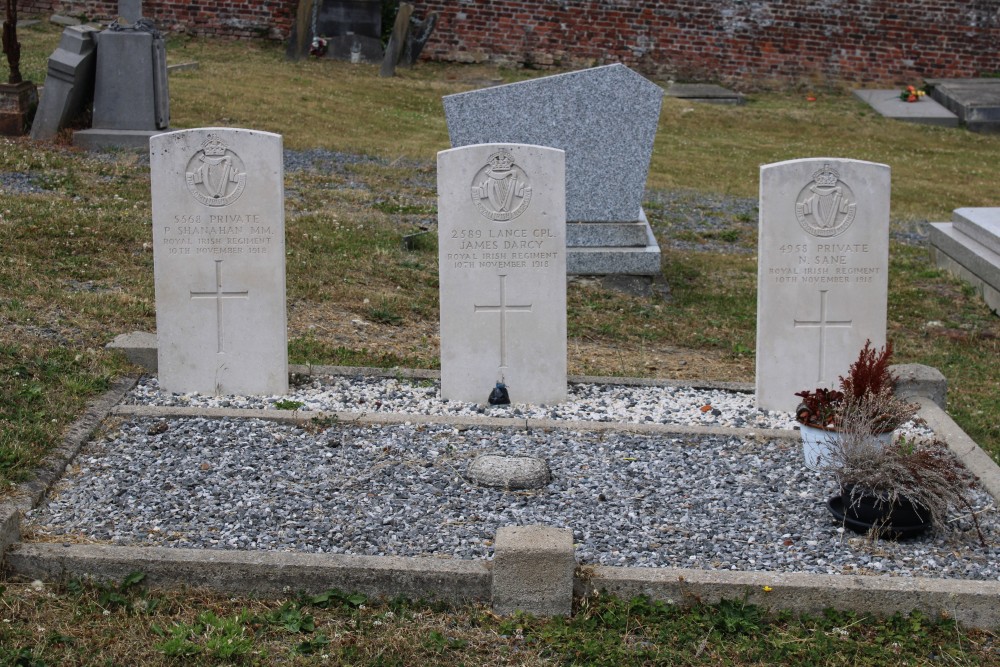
{"left": 474, "top": 274, "right": 532, "bottom": 370}
{"left": 190, "top": 260, "right": 249, "bottom": 354}
{"left": 794, "top": 289, "right": 853, "bottom": 383}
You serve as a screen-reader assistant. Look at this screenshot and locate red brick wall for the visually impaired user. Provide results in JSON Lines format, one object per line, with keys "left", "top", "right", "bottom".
{"left": 18, "top": 1, "right": 1000, "bottom": 86}
{"left": 411, "top": 0, "right": 1000, "bottom": 87}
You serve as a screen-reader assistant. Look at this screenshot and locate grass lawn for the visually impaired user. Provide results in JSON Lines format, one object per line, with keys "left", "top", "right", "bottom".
{"left": 1, "top": 21, "right": 999, "bottom": 662}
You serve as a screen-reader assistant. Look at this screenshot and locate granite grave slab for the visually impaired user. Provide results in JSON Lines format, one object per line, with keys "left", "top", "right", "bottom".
{"left": 926, "top": 78, "right": 1000, "bottom": 133}
{"left": 929, "top": 208, "right": 1000, "bottom": 312}
{"left": 443, "top": 64, "right": 662, "bottom": 275}
{"left": 756, "top": 158, "right": 890, "bottom": 411}
{"left": 438, "top": 143, "right": 566, "bottom": 404}
{"left": 151, "top": 128, "right": 288, "bottom": 395}
{"left": 852, "top": 89, "right": 958, "bottom": 128}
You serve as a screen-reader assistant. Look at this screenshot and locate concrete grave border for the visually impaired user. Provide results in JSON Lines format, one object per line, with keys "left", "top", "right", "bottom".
{"left": 3, "top": 367, "right": 1000, "bottom": 626}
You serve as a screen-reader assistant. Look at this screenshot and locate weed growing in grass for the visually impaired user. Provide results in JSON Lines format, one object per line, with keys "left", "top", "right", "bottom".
{"left": 366, "top": 297, "right": 404, "bottom": 325}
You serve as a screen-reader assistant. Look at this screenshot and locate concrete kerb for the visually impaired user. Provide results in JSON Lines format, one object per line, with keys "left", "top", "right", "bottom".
{"left": 6, "top": 544, "right": 492, "bottom": 607}
{"left": 5, "top": 367, "right": 1000, "bottom": 627}
{"left": 576, "top": 566, "right": 1000, "bottom": 629}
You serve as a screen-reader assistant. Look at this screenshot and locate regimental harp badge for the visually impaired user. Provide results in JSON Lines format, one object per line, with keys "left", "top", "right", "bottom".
{"left": 471, "top": 150, "right": 532, "bottom": 222}
{"left": 794, "top": 163, "right": 857, "bottom": 237}
{"left": 185, "top": 134, "right": 248, "bottom": 207}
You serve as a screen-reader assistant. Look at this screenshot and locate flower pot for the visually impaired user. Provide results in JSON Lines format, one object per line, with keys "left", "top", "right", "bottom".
{"left": 827, "top": 487, "right": 931, "bottom": 539}
{"left": 799, "top": 424, "right": 892, "bottom": 471}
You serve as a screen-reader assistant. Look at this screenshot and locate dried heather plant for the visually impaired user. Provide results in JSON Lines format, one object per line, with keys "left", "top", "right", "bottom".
{"left": 823, "top": 394, "right": 986, "bottom": 545}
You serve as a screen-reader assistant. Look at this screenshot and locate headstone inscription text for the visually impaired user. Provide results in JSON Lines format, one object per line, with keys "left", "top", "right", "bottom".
{"left": 756, "top": 158, "right": 890, "bottom": 411}
{"left": 438, "top": 143, "right": 567, "bottom": 404}
{"left": 151, "top": 128, "right": 288, "bottom": 395}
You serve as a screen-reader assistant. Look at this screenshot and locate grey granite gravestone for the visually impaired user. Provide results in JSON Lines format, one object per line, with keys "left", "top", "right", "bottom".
{"left": 929, "top": 208, "right": 1000, "bottom": 312}
{"left": 756, "top": 158, "right": 890, "bottom": 411}
{"left": 30, "top": 26, "right": 100, "bottom": 141}
{"left": 151, "top": 128, "right": 288, "bottom": 395}
{"left": 443, "top": 64, "right": 662, "bottom": 276}
{"left": 73, "top": 2, "right": 169, "bottom": 150}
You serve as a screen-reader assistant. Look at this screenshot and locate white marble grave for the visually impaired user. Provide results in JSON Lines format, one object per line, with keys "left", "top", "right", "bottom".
{"left": 438, "top": 143, "right": 567, "bottom": 404}
{"left": 151, "top": 128, "right": 288, "bottom": 395}
{"left": 756, "top": 158, "right": 890, "bottom": 411}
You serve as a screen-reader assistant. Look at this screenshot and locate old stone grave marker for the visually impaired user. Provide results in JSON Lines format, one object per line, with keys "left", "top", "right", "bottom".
{"left": 30, "top": 25, "right": 100, "bottom": 141}
{"left": 756, "top": 158, "right": 890, "bottom": 411}
{"left": 438, "top": 143, "right": 566, "bottom": 404}
{"left": 151, "top": 128, "right": 288, "bottom": 395}
{"left": 287, "top": 0, "right": 383, "bottom": 62}
{"left": 74, "top": 0, "right": 169, "bottom": 150}
{"left": 443, "top": 64, "right": 662, "bottom": 275}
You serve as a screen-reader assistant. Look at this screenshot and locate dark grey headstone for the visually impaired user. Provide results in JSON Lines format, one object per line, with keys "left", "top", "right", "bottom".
{"left": 317, "top": 0, "right": 381, "bottom": 39}
{"left": 286, "top": 0, "right": 315, "bottom": 59}
{"left": 287, "top": 0, "right": 383, "bottom": 62}
{"left": 119, "top": 0, "right": 142, "bottom": 23}
{"left": 30, "top": 25, "right": 100, "bottom": 141}
{"left": 379, "top": 2, "right": 412, "bottom": 77}
{"left": 91, "top": 29, "right": 168, "bottom": 131}
{"left": 444, "top": 64, "right": 663, "bottom": 223}
{"left": 402, "top": 11, "right": 437, "bottom": 66}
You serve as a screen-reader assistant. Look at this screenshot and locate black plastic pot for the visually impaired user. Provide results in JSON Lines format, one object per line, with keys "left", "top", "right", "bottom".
{"left": 827, "top": 485, "right": 932, "bottom": 539}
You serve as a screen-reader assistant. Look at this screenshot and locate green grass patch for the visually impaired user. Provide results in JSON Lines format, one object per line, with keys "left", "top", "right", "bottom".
{"left": 1, "top": 577, "right": 994, "bottom": 665}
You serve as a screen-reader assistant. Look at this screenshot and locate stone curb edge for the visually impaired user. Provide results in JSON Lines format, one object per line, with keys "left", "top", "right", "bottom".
{"left": 109, "top": 404, "right": 797, "bottom": 442}
{"left": 7, "top": 542, "right": 1000, "bottom": 629}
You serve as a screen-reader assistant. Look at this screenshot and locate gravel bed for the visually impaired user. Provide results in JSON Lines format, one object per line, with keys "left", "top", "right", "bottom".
{"left": 29, "top": 417, "right": 997, "bottom": 578}
{"left": 29, "top": 376, "right": 996, "bottom": 579}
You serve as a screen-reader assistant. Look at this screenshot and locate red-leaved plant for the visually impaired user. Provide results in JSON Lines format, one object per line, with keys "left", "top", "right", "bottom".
{"left": 795, "top": 340, "right": 916, "bottom": 433}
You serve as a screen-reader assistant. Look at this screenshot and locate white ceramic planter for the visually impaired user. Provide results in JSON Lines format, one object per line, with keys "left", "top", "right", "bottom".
{"left": 799, "top": 424, "right": 893, "bottom": 471}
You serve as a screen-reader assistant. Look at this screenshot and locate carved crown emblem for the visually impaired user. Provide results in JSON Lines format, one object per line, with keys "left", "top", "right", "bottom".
{"left": 200, "top": 134, "right": 229, "bottom": 157}
{"left": 812, "top": 163, "right": 840, "bottom": 187}
{"left": 488, "top": 150, "right": 515, "bottom": 171}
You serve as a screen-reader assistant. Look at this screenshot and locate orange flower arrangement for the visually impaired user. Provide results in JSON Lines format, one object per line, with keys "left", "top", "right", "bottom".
{"left": 900, "top": 85, "right": 927, "bottom": 102}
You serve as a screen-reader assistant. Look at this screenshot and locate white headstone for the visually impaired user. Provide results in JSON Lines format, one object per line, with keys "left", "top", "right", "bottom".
{"left": 756, "top": 158, "right": 890, "bottom": 411}
{"left": 437, "top": 143, "right": 567, "bottom": 404}
{"left": 151, "top": 128, "right": 288, "bottom": 395}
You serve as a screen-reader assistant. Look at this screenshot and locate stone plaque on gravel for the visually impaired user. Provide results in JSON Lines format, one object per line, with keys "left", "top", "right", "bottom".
{"left": 151, "top": 128, "right": 288, "bottom": 395}
{"left": 438, "top": 143, "right": 566, "bottom": 404}
{"left": 756, "top": 158, "right": 890, "bottom": 411}
{"left": 467, "top": 455, "right": 551, "bottom": 490}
